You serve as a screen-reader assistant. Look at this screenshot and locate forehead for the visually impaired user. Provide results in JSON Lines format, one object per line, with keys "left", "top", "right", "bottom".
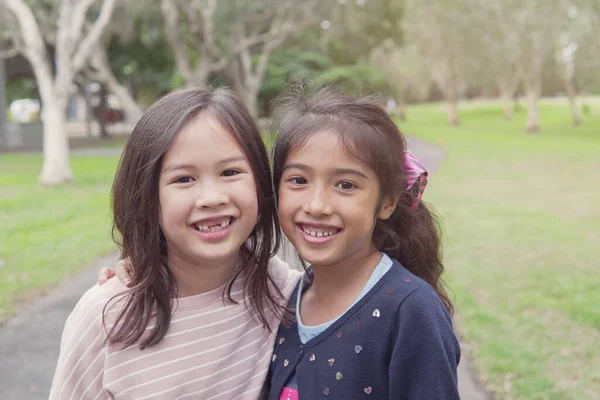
{"left": 162, "top": 113, "right": 246, "bottom": 165}
{"left": 286, "top": 130, "right": 372, "bottom": 173}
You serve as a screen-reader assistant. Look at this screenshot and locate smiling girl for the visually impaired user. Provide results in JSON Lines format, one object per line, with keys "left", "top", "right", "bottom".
{"left": 267, "top": 87, "right": 460, "bottom": 399}
{"left": 49, "top": 88, "right": 300, "bottom": 400}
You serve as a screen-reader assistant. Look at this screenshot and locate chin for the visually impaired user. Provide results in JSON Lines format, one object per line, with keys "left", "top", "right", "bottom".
{"left": 299, "top": 253, "right": 338, "bottom": 268}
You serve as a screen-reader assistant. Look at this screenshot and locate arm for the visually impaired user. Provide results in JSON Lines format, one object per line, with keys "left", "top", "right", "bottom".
{"left": 49, "top": 286, "right": 112, "bottom": 400}
{"left": 389, "top": 286, "right": 461, "bottom": 400}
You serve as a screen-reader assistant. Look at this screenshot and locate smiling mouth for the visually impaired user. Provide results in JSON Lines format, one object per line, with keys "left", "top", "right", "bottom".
{"left": 297, "top": 224, "right": 341, "bottom": 238}
{"left": 192, "top": 217, "right": 235, "bottom": 233}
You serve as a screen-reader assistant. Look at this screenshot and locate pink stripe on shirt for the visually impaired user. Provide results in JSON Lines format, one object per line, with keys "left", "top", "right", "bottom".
{"left": 50, "top": 256, "right": 301, "bottom": 400}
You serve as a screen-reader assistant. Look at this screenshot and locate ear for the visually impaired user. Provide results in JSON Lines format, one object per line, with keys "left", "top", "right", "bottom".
{"left": 378, "top": 195, "right": 398, "bottom": 220}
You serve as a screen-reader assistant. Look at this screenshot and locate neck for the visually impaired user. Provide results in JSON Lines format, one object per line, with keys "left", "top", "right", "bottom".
{"left": 167, "top": 249, "right": 240, "bottom": 297}
{"left": 309, "top": 247, "right": 382, "bottom": 300}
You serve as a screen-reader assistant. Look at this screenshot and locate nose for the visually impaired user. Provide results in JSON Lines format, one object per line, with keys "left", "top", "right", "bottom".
{"left": 194, "top": 180, "right": 229, "bottom": 209}
{"left": 303, "top": 186, "right": 333, "bottom": 216}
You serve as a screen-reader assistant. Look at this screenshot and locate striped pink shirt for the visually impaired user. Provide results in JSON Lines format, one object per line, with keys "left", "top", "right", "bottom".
{"left": 49, "top": 256, "right": 301, "bottom": 400}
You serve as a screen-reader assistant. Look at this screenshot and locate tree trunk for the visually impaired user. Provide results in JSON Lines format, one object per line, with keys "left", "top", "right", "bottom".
{"left": 97, "top": 85, "right": 108, "bottom": 138}
{"left": 438, "top": 55, "right": 460, "bottom": 126}
{"left": 525, "top": 85, "right": 540, "bottom": 133}
{"left": 39, "top": 94, "right": 73, "bottom": 184}
{"left": 501, "top": 90, "right": 513, "bottom": 120}
{"left": 243, "top": 81, "right": 260, "bottom": 117}
{"left": 188, "top": 66, "right": 210, "bottom": 88}
{"left": 563, "top": 78, "right": 582, "bottom": 126}
{"left": 447, "top": 98, "right": 460, "bottom": 126}
{"left": 397, "top": 93, "right": 406, "bottom": 122}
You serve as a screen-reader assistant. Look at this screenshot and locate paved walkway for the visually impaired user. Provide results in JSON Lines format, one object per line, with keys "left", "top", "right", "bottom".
{"left": 0, "top": 137, "right": 491, "bottom": 399}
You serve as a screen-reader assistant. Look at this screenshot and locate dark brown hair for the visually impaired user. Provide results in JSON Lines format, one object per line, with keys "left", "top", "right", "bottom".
{"left": 271, "top": 86, "right": 453, "bottom": 315}
{"left": 107, "top": 87, "right": 284, "bottom": 349}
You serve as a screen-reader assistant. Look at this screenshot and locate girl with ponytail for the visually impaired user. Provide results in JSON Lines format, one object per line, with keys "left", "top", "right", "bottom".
{"left": 267, "top": 86, "right": 460, "bottom": 400}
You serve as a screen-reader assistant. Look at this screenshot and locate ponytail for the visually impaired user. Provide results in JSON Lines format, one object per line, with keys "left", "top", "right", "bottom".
{"left": 375, "top": 199, "right": 453, "bottom": 315}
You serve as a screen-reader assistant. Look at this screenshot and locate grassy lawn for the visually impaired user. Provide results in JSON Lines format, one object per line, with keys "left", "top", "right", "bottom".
{"left": 0, "top": 154, "right": 120, "bottom": 322}
{"left": 400, "top": 102, "right": 600, "bottom": 399}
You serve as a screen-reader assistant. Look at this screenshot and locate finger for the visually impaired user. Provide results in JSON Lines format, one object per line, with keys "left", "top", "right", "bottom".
{"left": 97, "top": 267, "right": 116, "bottom": 285}
{"left": 116, "top": 259, "right": 134, "bottom": 287}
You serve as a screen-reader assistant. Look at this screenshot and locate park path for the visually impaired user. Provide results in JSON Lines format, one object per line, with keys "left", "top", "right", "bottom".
{"left": 0, "top": 137, "right": 491, "bottom": 399}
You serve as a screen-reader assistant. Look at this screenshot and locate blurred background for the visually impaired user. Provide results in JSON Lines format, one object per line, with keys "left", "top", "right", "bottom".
{"left": 0, "top": 0, "right": 599, "bottom": 399}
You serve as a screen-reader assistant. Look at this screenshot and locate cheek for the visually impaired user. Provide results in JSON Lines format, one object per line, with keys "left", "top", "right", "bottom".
{"left": 238, "top": 178, "right": 259, "bottom": 219}
{"left": 277, "top": 187, "right": 296, "bottom": 217}
{"left": 158, "top": 189, "right": 188, "bottom": 226}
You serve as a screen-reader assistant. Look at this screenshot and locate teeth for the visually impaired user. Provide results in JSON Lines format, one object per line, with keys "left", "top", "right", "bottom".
{"left": 195, "top": 217, "right": 231, "bottom": 232}
{"left": 302, "top": 225, "right": 337, "bottom": 237}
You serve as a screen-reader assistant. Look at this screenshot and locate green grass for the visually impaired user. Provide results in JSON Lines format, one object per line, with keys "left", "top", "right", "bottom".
{"left": 399, "top": 102, "right": 600, "bottom": 399}
{"left": 0, "top": 154, "right": 120, "bottom": 322}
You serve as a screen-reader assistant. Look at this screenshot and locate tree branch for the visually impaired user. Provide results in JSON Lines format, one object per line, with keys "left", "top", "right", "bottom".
{"left": 71, "top": 0, "right": 119, "bottom": 73}
{"left": 200, "top": 0, "right": 221, "bottom": 59}
{"left": 71, "top": 0, "right": 97, "bottom": 40}
{"left": 1, "top": 0, "right": 53, "bottom": 84}
{"left": 0, "top": 47, "right": 20, "bottom": 58}
{"left": 161, "top": 0, "right": 194, "bottom": 83}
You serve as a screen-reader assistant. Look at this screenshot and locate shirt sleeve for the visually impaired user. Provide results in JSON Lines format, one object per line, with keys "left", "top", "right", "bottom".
{"left": 389, "top": 285, "right": 461, "bottom": 400}
{"left": 269, "top": 255, "right": 303, "bottom": 301}
{"left": 49, "top": 285, "right": 115, "bottom": 400}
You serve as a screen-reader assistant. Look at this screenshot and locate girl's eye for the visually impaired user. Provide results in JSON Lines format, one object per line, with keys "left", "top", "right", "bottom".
{"left": 336, "top": 181, "right": 356, "bottom": 190}
{"left": 288, "top": 177, "right": 307, "bottom": 185}
{"left": 175, "top": 176, "right": 194, "bottom": 184}
{"left": 222, "top": 169, "right": 241, "bottom": 177}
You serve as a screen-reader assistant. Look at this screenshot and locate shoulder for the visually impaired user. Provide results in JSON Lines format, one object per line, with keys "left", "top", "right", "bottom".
{"left": 268, "top": 255, "right": 302, "bottom": 300}
{"left": 50, "top": 280, "right": 128, "bottom": 399}
{"left": 378, "top": 259, "right": 453, "bottom": 330}
{"left": 65, "top": 279, "right": 130, "bottom": 335}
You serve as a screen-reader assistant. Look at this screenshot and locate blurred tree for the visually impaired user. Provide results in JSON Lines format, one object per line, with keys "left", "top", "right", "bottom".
{"left": 225, "top": 0, "right": 322, "bottom": 114}
{"left": 370, "top": 41, "right": 432, "bottom": 120}
{"left": 79, "top": 2, "right": 173, "bottom": 123}
{"left": 1, "top": 0, "right": 119, "bottom": 184}
{"left": 161, "top": 0, "right": 322, "bottom": 114}
{"left": 259, "top": 44, "right": 330, "bottom": 114}
{"left": 516, "top": 1, "right": 571, "bottom": 132}
{"left": 322, "top": 0, "right": 404, "bottom": 63}
{"left": 554, "top": 2, "right": 600, "bottom": 125}
{"left": 404, "top": 0, "right": 471, "bottom": 126}
{"left": 469, "top": 0, "right": 523, "bottom": 120}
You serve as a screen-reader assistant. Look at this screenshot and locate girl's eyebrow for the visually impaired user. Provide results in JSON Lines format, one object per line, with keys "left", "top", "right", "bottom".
{"left": 216, "top": 155, "right": 247, "bottom": 166}
{"left": 161, "top": 163, "right": 195, "bottom": 174}
{"left": 161, "top": 156, "right": 246, "bottom": 174}
{"left": 283, "top": 163, "right": 368, "bottom": 179}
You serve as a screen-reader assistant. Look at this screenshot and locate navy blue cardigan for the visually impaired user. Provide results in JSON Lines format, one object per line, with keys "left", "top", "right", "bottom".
{"left": 266, "top": 259, "right": 460, "bottom": 399}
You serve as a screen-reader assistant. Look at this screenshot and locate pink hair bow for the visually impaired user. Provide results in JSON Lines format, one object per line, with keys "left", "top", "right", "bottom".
{"left": 404, "top": 151, "right": 428, "bottom": 210}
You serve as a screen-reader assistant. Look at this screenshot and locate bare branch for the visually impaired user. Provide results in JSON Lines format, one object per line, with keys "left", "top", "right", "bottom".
{"left": 161, "top": 0, "right": 194, "bottom": 83}
{"left": 71, "top": 0, "right": 97, "bottom": 40}
{"left": 1, "top": 0, "right": 53, "bottom": 83}
{"left": 71, "top": 0, "right": 119, "bottom": 73}
{"left": 200, "top": 0, "right": 220, "bottom": 58}
{"left": 0, "top": 47, "right": 20, "bottom": 58}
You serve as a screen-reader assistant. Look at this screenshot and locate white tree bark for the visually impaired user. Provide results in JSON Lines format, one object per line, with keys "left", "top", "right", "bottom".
{"left": 230, "top": 0, "right": 319, "bottom": 114}
{"left": 161, "top": 0, "right": 318, "bottom": 111}
{"left": 404, "top": 0, "right": 466, "bottom": 127}
{"left": 558, "top": 57, "right": 582, "bottom": 126}
{"left": 525, "top": 83, "right": 540, "bottom": 133}
{"left": 161, "top": 0, "right": 229, "bottom": 87}
{"left": 496, "top": 72, "right": 520, "bottom": 120}
{"left": 523, "top": 57, "right": 543, "bottom": 133}
{"left": 86, "top": 47, "right": 143, "bottom": 123}
{"left": 3, "top": 0, "right": 118, "bottom": 184}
